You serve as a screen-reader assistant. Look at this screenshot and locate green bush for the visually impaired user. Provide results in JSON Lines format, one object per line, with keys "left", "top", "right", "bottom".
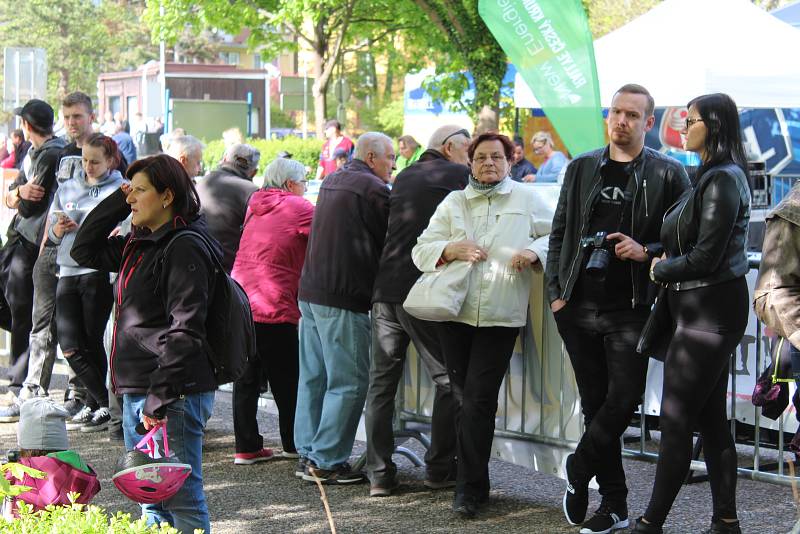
{"left": 0, "top": 500, "right": 192, "bottom": 533}
{"left": 203, "top": 137, "right": 324, "bottom": 178}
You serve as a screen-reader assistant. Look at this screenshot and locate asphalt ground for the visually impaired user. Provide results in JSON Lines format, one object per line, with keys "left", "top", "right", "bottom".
{"left": 1, "top": 368, "right": 799, "bottom": 534}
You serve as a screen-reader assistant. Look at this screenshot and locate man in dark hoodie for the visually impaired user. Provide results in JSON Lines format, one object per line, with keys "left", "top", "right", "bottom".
{"left": 364, "top": 125, "right": 471, "bottom": 496}
{"left": 295, "top": 132, "right": 393, "bottom": 484}
{"left": 196, "top": 143, "right": 259, "bottom": 273}
{"left": 1, "top": 100, "right": 65, "bottom": 395}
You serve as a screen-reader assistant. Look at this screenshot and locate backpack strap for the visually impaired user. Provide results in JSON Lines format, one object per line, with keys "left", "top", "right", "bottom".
{"left": 159, "top": 229, "right": 224, "bottom": 275}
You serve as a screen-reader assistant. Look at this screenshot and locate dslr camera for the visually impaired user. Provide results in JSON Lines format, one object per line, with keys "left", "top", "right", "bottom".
{"left": 580, "top": 231, "right": 614, "bottom": 280}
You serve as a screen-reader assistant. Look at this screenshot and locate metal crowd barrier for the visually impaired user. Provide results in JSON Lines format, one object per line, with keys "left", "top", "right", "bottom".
{"left": 396, "top": 265, "right": 800, "bottom": 487}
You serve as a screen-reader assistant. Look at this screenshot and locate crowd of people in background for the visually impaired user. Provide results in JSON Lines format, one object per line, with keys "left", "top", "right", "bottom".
{"left": 0, "top": 81, "right": 762, "bottom": 534}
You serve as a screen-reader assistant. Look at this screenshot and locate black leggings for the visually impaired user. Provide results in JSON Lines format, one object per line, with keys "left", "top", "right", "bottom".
{"left": 56, "top": 272, "right": 114, "bottom": 410}
{"left": 644, "top": 277, "right": 748, "bottom": 526}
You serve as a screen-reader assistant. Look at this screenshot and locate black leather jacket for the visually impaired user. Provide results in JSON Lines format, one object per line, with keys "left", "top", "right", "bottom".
{"left": 652, "top": 162, "right": 750, "bottom": 290}
{"left": 546, "top": 146, "right": 690, "bottom": 307}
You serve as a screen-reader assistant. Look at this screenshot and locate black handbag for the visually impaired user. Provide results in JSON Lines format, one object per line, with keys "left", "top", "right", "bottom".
{"left": 636, "top": 286, "right": 673, "bottom": 361}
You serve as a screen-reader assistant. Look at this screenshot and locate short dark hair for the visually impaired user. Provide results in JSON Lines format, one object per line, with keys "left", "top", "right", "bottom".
{"left": 126, "top": 154, "right": 201, "bottom": 220}
{"left": 614, "top": 83, "right": 655, "bottom": 117}
{"left": 11, "top": 129, "right": 23, "bottom": 142}
{"left": 85, "top": 133, "right": 120, "bottom": 169}
{"left": 513, "top": 136, "right": 524, "bottom": 149}
{"left": 467, "top": 132, "right": 515, "bottom": 162}
{"left": 687, "top": 93, "right": 749, "bottom": 179}
{"left": 62, "top": 92, "right": 93, "bottom": 114}
{"left": 324, "top": 119, "right": 342, "bottom": 131}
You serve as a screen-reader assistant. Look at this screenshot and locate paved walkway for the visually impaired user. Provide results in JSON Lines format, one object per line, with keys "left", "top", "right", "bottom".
{"left": 1, "top": 369, "right": 798, "bottom": 533}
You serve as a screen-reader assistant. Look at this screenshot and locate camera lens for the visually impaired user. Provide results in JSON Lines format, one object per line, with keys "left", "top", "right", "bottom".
{"left": 586, "top": 248, "right": 611, "bottom": 279}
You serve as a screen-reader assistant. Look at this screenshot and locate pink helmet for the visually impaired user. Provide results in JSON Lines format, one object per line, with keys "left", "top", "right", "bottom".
{"left": 112, "top": 423, "right": 192, "bottom": 504}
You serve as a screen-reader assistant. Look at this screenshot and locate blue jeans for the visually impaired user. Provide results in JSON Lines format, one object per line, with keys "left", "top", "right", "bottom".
{"left": 123, "top": 392, "right": 215, "bottom": 534}
{"left": 295, "top": 300, "right": 371, "bottom": 469}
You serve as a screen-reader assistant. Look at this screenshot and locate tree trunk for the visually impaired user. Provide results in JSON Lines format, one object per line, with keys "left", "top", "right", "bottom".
{"left": 475, "top": 105, "right": 499, "bottom": 134}
{"left": 382, "top": 40, "right": 395, "bottom": 103}
{"left": 311, "top": 51, "right": 327, "bottom": 137}
{"left": 56, "top": 69, "right": 69, "bottom": 102}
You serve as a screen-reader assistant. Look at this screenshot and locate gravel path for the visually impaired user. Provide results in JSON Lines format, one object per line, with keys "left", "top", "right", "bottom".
{"left": 2, "top": 369, "right": 798, "bottom": 533}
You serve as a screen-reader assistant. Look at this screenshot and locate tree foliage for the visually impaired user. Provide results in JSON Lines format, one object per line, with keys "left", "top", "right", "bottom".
{"left": 145, "top": 0, "right": 418, "bottom": 136}
{"left": 403, "top": 0, "right": 507, "bottom": 132}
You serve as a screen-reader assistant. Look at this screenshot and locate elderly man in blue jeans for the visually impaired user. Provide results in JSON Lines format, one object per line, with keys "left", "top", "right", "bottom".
{"left": 294, "top": 132, "right": 393, "bottom": 484}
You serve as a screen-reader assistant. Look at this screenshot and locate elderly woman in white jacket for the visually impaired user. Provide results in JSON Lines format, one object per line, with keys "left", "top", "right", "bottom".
{"left": 411, "top": 132, "right": 553, "bottom": 518}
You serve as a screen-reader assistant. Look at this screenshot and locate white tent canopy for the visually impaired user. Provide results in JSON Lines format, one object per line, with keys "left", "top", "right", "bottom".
{"left": 515, "top": 0, "right": 800, "bottom": 109}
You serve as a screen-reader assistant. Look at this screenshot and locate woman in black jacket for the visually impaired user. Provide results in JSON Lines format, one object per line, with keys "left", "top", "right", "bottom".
{"left": 71, "top": 154, "right": 220, "bottom": 534}
{"left": 633, "top": 94, "right": 750, "bottom": 534}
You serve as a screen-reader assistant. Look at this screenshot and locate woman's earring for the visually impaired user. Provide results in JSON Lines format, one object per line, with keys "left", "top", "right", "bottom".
{"left": 162, "top": 203, "right": 167, "bottom": 209}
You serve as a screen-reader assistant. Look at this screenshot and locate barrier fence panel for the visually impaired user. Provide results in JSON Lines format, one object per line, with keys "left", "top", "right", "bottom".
{"left": 398, "top": 263, "right": 799, "bottom": 488}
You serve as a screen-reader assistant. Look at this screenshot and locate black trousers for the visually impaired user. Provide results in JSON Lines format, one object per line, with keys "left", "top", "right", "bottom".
{"left": 56, "top": 272, "right": 114, "bottom": 409}
{"left": 3, "top": 237, "right": 37, "bottom": 388}
{"left": 437, "top": 322, "right": 519, "bottom": 499}
{"left": 554, "top": 304, "right": 650, "bottom": 505}
{"left": 233, "top": 322, "right": 299, "bottom": 453}
{"left": 365, "top": 302, "right": 457, "bottom": 485}
{"left": 644, "top": 278, "right": 748, "bottom": 526}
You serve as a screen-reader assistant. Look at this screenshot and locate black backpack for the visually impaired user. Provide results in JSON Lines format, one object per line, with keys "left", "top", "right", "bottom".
{"left": 161, "top": 230, "right": 256, "bottom": 385}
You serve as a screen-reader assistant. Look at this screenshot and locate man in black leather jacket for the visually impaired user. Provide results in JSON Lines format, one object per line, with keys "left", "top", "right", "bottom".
{"left": 545, "top": 84, "right": 690, "bottom": 534}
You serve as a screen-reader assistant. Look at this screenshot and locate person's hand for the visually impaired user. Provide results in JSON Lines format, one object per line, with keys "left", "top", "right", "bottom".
{"left": 142, "top": 414, "right": 167, "bottom": 431}
{"left": 443, "top": 240, "right": 488, "bottom": 263}
{"left": 523, "top": 174, "right": 536, "bottom": 183}
{"left": 120, "top": 183, "right": 132, "bottom": 196}
{"left": 551, "top": 298, "right": 567, "bottom": 313}
{"left": 18, "top": 182, "right": 45, "bottom": 201}
{"left": 607, "top": 232, "right": 648, "bottom": 262}
{"left": 109, "top": 226, "right": 122, "bottom": 237}
{"left": 52, "top": 215, "right": 78, "bottom": 238}
{"left": 510, "top": 249, "right": 539, "bottom": 272}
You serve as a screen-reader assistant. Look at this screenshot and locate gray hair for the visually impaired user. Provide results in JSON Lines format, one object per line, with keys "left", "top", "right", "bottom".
{"left": 166, "top": 134, "right": 204, "bottom": 160}
{"left": 224, "top": 143, "right": 261, "bottom": 175}
{"left": 353, "top": 132, "right": 393, "bottom": 161}
{"left": 262, "top": 157, "right": 307, "bottom": 189}
{"left": 427, "top": 125, "right": 470, "bottom": 150}
{"left": 531, "top": 131, "right": 554, "bottom": 147}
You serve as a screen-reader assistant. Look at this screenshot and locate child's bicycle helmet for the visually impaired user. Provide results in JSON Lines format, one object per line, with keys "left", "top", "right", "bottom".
{"left": 112, "top": 422, "right": 191, "bottom": 504}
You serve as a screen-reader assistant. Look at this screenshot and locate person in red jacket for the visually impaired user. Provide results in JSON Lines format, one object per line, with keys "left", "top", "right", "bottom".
{"left": 230, "top": 157, "right": 314, "bottom": 465}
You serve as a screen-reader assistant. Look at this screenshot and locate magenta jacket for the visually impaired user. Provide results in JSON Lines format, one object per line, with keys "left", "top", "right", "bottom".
{"left": 232, "top": 188, "right": 314, "bottom": 325}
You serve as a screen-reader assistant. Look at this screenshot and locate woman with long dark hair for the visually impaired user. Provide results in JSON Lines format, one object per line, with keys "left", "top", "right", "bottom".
{"left": 633, "top": 94, "right": 751, "bottom": 534}
{"left": 71, "top": 154, "right": 220, "bottom": 533}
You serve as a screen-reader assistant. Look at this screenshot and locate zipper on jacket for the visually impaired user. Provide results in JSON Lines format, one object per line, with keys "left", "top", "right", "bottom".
{"left": 630, "top": 169, "right": 640, "bottom": 309}
{"left": 109, "top": 245, "right": 142, "bottom": 393}
{"left": 673, "top": 198, "right": 689, "bottom": 291}
{"left": 475, "top": 196, "right": 490, "bottom": 327}
{"left": 561, "top": 178, "right": 601, "bottom": 300}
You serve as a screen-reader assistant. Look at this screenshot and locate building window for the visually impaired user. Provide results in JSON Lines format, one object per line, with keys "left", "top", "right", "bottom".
{"left": 219, "top": 51, "right": 240, "bottom": 65}
{"left": 253, "top": 53, "right": 262, "bottom": 70}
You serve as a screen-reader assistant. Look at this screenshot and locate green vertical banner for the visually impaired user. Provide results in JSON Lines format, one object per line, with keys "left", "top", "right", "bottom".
{"left": 478, "top": 0, "right": 605, "bottom": 155}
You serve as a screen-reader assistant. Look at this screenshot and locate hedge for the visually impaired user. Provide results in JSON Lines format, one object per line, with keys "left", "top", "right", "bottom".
{"left": 202, "top": 137, "right": 324, "bottom": 177}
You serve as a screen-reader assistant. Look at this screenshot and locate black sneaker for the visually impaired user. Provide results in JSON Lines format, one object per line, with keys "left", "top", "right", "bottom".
{"left": 563, "top": 453, "right": 589, "bottom": 525}
{"left": 63, "top": 398, "right": 85, "bottom": 417}
{"left": 631, "top": 517, "right": 663, "bottom": 534}
{"left": 580, "top": 503, "right": 629, "bottom": 534}
{"left": 80, "top": 408, "right": 110, "bottom": 433}
{"left": 453, "top": 493, "right": 480, "bottom": 519}
{"left": 108, "top": 425, "right": 125, "bottom": 442}
{"left": 66, "top": 406, "right": 93, "bottom": 430}
{"left": 702, "top": 520, "right": 742, "bottom": 534}
{"left": 302, "top": 462, "right": 366, "bottom": 485}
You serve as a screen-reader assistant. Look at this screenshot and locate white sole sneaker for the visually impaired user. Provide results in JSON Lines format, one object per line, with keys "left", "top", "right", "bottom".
{"left": 579, "top": 516, "right": 629, "bottom": 534}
